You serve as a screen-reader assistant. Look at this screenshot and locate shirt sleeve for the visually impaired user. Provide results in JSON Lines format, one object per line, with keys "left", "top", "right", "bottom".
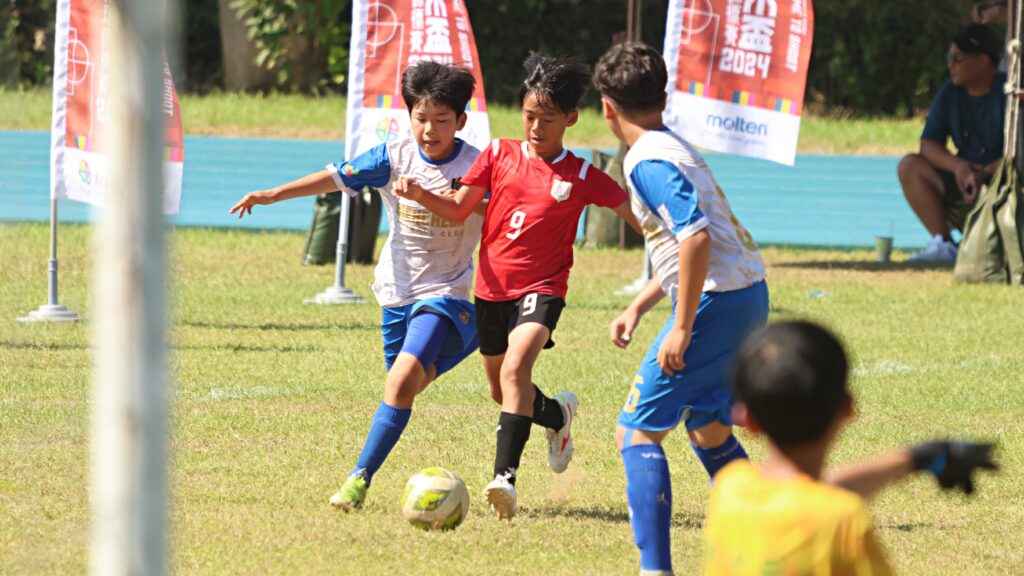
{"left": 326, "top": 143, "right": 392, "bottom": 197}
{"left": 580, "top": 161, "right": 629, "bottom": 209}
{"left": 460, "top": 139, "right": 497, "bottom": 189}
{"left": 629, "top": 159, "right": 708, "bottom": 241}
{"left": 921, "top": 81, "right": 952, "bottom": 144}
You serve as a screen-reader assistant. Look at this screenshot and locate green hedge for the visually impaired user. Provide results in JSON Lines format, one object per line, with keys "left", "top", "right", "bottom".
{"left": 2, "top": 0, "right": 996, "bottom": 116}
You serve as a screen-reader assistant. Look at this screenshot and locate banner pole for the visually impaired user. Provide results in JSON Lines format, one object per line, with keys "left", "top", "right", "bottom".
{"left": 18, "top": 198, "right": 81, "bottom": 322}
{"left": 91, "top": 0, "right": 169, "bottom": 573}
{"left": 306, "top": 192, "right": 365, "bottom": 304}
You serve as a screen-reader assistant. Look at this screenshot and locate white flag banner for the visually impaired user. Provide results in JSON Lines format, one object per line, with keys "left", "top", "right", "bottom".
{"left": 345, "top": 0, "right": 490, "bottom": 161}
{"left": 663, "top": 0, "right": 814, "bottom": 166}
{"left": 50, "top": 0, "right": 184, "bottom": 213}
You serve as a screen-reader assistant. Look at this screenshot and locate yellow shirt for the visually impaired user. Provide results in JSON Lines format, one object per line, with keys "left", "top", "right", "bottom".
{"left": 703, "top": 460, "right": 894, "bottom": 576}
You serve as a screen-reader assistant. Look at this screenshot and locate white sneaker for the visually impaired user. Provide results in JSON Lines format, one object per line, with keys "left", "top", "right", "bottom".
{"left": 483, "top": 474, "right": 517, "bottom": 520}
{"left": 546, "top": 391, "right": 579, "bottom": 473}
{"left": 908, "top": 235, "right": 957, "bottom": 264}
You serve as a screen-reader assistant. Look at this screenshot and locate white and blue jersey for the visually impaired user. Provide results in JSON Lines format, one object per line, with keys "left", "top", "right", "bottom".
{"left": 328, "top": 137, "right": 484, "bottom": 308}
{"left": 623, "top": 129, "right": 765, "bottom": 300}
{"left": 328, "top": 137, "right": 483, "bottom": 374}
{"left": 618, "top": 129, "right": 769, "bottom": 432}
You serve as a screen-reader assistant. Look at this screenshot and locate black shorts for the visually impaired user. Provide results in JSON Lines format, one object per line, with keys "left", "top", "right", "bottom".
{"left": 475, "top": 293, "right": 566, "bottom": 356}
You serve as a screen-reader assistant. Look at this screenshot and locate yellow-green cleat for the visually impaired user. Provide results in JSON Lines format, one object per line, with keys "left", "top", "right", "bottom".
{"left": 329, "top": 475, "right": 368, "bottom": 512}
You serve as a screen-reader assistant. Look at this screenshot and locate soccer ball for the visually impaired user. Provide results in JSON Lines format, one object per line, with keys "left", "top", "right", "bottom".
{"left": 400, "top": 467, "right": 470, "bottom": 531}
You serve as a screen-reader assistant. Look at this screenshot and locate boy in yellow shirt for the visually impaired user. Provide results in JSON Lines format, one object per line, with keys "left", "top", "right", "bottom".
{"left": 704, "top": 320, "right": 998, "bottom": 575}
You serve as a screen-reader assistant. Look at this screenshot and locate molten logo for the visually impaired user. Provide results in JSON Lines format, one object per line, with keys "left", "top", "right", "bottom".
{"left": 706, "top": 114, "right": 768, "bottom": 136}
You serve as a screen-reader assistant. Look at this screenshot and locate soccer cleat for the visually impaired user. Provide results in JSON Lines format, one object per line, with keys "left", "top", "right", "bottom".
{"left": 329, "top": 475, "right": 368, "bottom": 512}
{"left": 546, "top": 391, "right": 579, "bottom": 473}
{"left": 483, "top": 474, "right": 517, "bottom": 520}
{"left": 908, "top": 235, "right": 957, "bottom": 264}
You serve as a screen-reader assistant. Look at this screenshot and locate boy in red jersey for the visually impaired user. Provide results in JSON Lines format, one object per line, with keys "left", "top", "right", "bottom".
{"left": 396, "top": 52, "right": 639, "bottom": 520}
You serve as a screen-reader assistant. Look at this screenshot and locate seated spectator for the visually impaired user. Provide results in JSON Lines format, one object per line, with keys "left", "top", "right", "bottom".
{"left": 898, "top": 23, "right": 1006, "bottom": 263}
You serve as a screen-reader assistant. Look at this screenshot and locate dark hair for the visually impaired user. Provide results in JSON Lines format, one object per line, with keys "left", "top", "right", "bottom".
{"left": 593, "top": 42, "right": 668, "bottom": 114}
{"left": 401, "top": 61, "right": 475, "bottom": 114}
{"left": 518, "top": 52, "right": 591, "bottom": 113}
{"left": 733, "top": 321, "right": 849, "bottom": 447}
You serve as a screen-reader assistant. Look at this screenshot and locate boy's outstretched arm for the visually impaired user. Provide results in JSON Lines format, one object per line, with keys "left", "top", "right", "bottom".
{"left": 657, "top": 228, "right": 710, "bottom": 375}
{"left": 827, "top": 440, "right": 998, "bottom": 499}
{"left": 824, "top": 450, "right": 914, "bottom": 500}
{"left": 610, "top": 277, "right": 666, "bottom": 349}
{"left": 394, "top": 177, "right": 487, "bottom": 223}
{"left": 229, "top": 170, "right": 339, "bottom": 218}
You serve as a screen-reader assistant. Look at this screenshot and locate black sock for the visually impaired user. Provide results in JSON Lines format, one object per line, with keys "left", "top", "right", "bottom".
{"left": 531, "top": 385, "right": 565, "bottom": 430}
{"left": 494, "top": 412, "right": 532, "bottom": 485}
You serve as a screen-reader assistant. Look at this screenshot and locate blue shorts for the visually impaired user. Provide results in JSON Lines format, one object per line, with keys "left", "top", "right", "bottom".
{"left": 381, "top": 297, "right": 479, "bottom": 378}
{"left": 618, "top": 280, "right": 769, "bottom": 432}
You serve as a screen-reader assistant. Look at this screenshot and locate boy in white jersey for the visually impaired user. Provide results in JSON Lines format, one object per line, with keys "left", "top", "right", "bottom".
{"left": 229, "top": 62, "right": 483, "bottom": 512}
{"left": 593, "top": 42, "right": 769, "bottom": 575}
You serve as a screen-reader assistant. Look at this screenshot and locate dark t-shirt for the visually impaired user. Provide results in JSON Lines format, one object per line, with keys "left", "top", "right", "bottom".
{"left": 921, "top": 73, "right": 1007, "bottom": 165}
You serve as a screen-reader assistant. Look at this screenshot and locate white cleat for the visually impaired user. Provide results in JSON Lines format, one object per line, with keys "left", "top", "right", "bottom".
{"left": 483, "top": 474, "right": 517, "bottom": 520}
{"left": 546, "top": 391, "right": 579, "bottom": 473}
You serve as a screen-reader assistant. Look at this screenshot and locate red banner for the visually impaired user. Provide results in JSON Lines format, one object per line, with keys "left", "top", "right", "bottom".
{"left": 52, "top": 0, "right": 184, "bottom": 212}
{"left": 664, "top": 0, "right": 814, "bottom": 165}
{"left": 346, "top": 0, "right": 490, "bottom": 159}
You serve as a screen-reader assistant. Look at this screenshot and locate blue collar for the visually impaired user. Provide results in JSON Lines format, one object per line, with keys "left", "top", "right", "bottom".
{"left": 418, "top": 138, "right": 464, "bottom": 165}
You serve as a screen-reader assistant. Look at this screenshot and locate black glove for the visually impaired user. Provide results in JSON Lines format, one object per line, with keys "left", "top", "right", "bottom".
{"left": 910, "top": 440, "right": 998, "bottom": 495}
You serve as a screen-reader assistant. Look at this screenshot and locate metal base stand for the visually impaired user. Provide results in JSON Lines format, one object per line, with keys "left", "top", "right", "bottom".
{"left": 18, "top": 304, "right": 82, "bottom": 323}
{"left": 304, "top": 285, "right": 366, "bottom": 305}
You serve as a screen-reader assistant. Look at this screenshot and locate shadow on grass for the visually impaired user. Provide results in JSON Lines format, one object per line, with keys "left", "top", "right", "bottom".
{"left": 0, "top": 340, "right": 326, "bottom": 354}
{"left": 0, "top": 340, "right": 88, "bottom": 351}
{"left": 885, "top": 522, "right": 934, "bottom": 532}
{"left": 180, "top": 320, "right": 378, "bottom": 332}
{"left": 176, "top": 343, "right": 323, "bottom": 353}
{"left": 773, "top": 261, "right": 952, "bottom": 272}
{"left": 524, "top": 504, "right": 703, "bottom": 528}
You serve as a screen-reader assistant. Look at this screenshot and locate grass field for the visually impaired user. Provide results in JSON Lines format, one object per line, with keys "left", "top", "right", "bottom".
{"left": 1, "top": 222, "right": 1022, "bottom": 575}
{"left": 0, "top": 88, "right": 923, "bottom": 154}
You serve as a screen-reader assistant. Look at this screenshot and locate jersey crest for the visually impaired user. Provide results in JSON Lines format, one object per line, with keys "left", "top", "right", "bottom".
{"left": 550, "top": 179, "right": 572, "bottom": 202}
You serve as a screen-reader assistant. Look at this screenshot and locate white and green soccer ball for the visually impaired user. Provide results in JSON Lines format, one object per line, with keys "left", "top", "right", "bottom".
{"left": 400, "top": 467, "right": 469, "bottom": 531}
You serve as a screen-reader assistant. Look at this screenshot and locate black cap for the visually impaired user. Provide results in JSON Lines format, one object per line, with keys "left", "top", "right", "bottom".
{"left": 952, "top": 23, "right": 1003, "bottom": 65}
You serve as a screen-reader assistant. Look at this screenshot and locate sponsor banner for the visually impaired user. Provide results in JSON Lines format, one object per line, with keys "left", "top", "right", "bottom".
{"left": 51, "top": 0, "right": 184, "bottom": 213}
{"left": 663, "top": 0, "right": 814, "bottom": 166}
{"left": 346, "top": 0, "right": 489, "bottom": 161}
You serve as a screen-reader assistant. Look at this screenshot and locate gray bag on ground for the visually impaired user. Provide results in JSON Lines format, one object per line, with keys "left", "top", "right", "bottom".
{"left": 302, "top": 190, "right": 382, "bottom": 265}
{"left": 954, "top": 155, "right": 1024, "bottom": 284}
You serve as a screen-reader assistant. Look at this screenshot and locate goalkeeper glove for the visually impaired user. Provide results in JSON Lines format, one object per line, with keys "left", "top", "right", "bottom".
{"left": 910, "top": 440, "right": 998, "bottom": 495}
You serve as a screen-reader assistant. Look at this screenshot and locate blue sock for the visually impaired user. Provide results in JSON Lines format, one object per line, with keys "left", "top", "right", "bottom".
{"left": 691, "top": 434, "right": 747, "bottom": 482}
{"left": 350, "top": 402, "right": 411, "bottom": 484}
{"left": 622, "top": 444, "right": 673, "bottom": 573}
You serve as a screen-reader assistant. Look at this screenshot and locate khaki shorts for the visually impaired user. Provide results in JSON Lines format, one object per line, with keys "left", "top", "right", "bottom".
{"left": 936, "top": 169, "right": 977, "bottom": 232}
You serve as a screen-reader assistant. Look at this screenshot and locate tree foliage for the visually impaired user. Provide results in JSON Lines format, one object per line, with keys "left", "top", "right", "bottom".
{"left": 3, "top": 0, "right": 1000, "bottom": 116}
{"left": 228, "top": 0, "right": 349, "bottom": 90}
{"left": 0, "top": 0, "right": 56, "bottom": 89}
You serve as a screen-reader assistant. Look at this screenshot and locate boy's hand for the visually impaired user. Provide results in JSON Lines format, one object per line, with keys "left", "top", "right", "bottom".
{"left": 229, "top": 190, "right": 276, "bottom": 218}
{"left": 394, "top": 177, "right": 426, "bottom": 201}
{"left": 609, "top": 308, "right": 641, "bottom": 349}
{"left": 656, "top": 326, "right": 691, "bottom": 375}
{"left": 910, "top": 440, "right": 998, "bottom": 494}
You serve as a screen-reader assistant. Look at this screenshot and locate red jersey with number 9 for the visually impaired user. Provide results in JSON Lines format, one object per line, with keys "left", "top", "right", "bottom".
{"left": 461, "top": 139, "right": 628, "bottom": 300}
